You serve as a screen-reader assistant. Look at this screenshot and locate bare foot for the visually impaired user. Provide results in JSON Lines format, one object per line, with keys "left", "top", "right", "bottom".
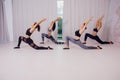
{"left": 97, "top": 46, "right": 102, "bottom": 49}
{"left": 40, "top": 42, "right": 44, "bottom": 44}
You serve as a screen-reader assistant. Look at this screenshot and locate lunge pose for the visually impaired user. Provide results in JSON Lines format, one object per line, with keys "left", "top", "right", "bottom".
{"left": 40, "top": 17, "right": 64, "bottom": 44}
{"left": 83, "top": 16, "right": 113, "bottom": 44}
{"left": 63, "top": 17, "right": 102, "bottom": 50}
{"left": 14, "top": 18, "right": 53, "bottom": 50}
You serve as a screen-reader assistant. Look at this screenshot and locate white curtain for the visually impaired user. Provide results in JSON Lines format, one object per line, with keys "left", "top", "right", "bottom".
{"left": 5, "top": 0, "right": 13, "bottom": 42}
{"left": 12, "top": 0, "right": 57, "bottom": 43}
{"left": 108, "top": 0, "right": 120, "bottom": 43}
{"left": 0, "top": 0, "right": 9, "bottom": 44}
{"left": 63, "top": 0, "right": 110, "bottom": 41}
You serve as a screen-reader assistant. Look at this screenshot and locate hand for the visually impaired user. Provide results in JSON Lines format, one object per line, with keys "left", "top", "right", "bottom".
{"left": 89, "top": 17, "right": 93, "bottom": 21}
{"left": 37, "top": 18, "right": 46, "bottom": 25}
{"left": 100, "top": 15, "right": 104, "bottom": 20}
{"left": 38, "top": 18, "right": 46, "bottom": 24}
{"left": 55, "top": 17, "right": 61, "bottom": 22}
{"left": 41, "top": 18, "right": 47, "bottom": 22}
{"left": 85, "top": 17, "right": 93, "bottom": 24}
{"left": 31, "top": 22, "right": 37, "bottom": 26}
{"left": 57, "top": 17, "right": 61, "bottom": 20}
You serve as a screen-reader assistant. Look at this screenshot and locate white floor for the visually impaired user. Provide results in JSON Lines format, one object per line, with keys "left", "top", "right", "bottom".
{"left": 0, "top": 42, "right": 120, "bottom": 80}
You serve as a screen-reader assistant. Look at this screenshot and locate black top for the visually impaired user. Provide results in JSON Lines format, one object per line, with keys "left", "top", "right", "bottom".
{"left": 75, "top": 30, "right": 81, "bottom": 37}
{"left": 93, "top": 28, "right": 98, "bottom": 32}
{"left": 26, "top": 28, "right": 32, "bottom": 36}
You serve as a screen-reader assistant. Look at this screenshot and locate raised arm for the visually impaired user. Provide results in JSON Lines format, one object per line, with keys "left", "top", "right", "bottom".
{"left": 49, "top": 17, "right": 61, "bottom": 30}
{"left": 30, "top": 18, "right": 46, "bottom": 33}
{"left": 98, "top": 15, "right": 104, "bottom": 22}
{"left": 53, "top": 17, "right": 61, "bottom": 22}
{"left": 79, "top": 17, "right": 93, "bottom": 35}
{"left": 33, "top": 18, "right": 46, "bottom": 28}
{"left": 96, "top": 16, "right": 104, "bottom": 30}
{"left": 84, "top": 17, "right": 93, "bottom": 28}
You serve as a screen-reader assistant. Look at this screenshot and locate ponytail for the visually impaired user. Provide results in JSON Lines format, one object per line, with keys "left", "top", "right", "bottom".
{"left": 37, "top": 25, "right": 40, "bottom": 32}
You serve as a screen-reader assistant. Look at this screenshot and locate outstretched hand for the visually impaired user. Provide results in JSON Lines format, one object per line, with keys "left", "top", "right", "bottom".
{"left": 99, "top": 15, "right": 104, "bottom": 21}
{"left": 40, "top": 18, "right": 47, "bottom": 22}
{"left": 54, "top": 17, "right": 61, "bottom": 22}
{"left": 85, "top": 17, "right": 93, "bottom": 24}
{"left": 89, "top": 16, "right": 93, "bottom": 21}
{"left": 37, "top": 18, "right": 47, "bottom": 25}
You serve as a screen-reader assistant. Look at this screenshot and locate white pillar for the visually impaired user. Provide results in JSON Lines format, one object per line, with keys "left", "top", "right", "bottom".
{"left": 5, "top": 0, "right": 13, "bottom": 42}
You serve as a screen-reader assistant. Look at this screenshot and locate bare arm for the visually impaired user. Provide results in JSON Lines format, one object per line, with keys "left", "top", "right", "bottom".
{"left": 53, "top": 17, "right": 61, "bottom": 22}
{"left": 84, "top": 17, "right": 93, "bottom": 28}
{"left": 96, "top": 16, "right": 104, "bottom": 30}
{"left": 30, "top": 18, "right": 46, "bottom": 33}
{"left": 96, "top": 21, "right": 102, "bottom": 30}
{"left": 79, "top": 17, "right": 93, "bottom": 34}
{"left": 33, "top": 18, "right": 46, "bottom": 29}
{"left": 49, "top": 17, "right": 61, "bottom": 30}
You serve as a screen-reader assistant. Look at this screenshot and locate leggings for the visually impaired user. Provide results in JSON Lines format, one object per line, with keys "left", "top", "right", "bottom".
{"left": 17, "top": 36, "right": 49, "bottom": 50}
{"left": 41, "top": 33, "right": 64, "bottom": 44}
{"left": 84, "top": 33, "right": 110, "bottom": 44}
{"left": 66, "top": 36, "right": 97, "bottom": 49}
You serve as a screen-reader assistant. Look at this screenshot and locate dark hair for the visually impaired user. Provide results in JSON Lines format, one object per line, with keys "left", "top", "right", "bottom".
{"left": 36, "top": 25, "right": 40, "bottom": 32}
{"left": 83, "top": 23, "right": 86, "bottom": 26}
{"left": 52, "top": 22, "right": 56, "bottom": 31}
{"left": 34, "top": 22, "right": 40, "bottom": 32}
{"left": 34, "top": 22, "right": 37, "bottom": 25}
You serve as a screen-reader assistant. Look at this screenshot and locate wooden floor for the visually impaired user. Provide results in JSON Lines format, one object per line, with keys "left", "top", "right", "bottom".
{"left": 0, "top": 42, "right": 120, "bottom": 80}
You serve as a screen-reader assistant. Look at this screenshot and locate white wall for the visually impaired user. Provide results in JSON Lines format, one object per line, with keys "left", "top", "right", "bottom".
{"left": 0, "top": 0, "right": 9, "bottom": 44}
{"left": 63, "top": 0, "right": 111, "bottom": 42}
{"left": 108, "top": 0, "right": 120, "bottom": 42}
{"left": 12, "top": 0, "right": 57, "bottom": 43}
{"left": 7, "top": 0, "right": 120, "bottom": 43}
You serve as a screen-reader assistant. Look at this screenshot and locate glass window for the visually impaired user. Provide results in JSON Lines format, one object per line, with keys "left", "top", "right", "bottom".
{"left": 57, "top": 0, "right": 64, "bottom": 40}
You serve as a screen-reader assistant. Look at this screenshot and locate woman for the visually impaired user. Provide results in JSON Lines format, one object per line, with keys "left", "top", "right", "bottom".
{"left": 63, "top": 17, "right": 102, "bottom": 50}
{"left": 83, "top": 16, "right": 113, "bottom": 44}
{"left": 14, "top": 18, "right": 53, "bottom": 50}
{"left": 40, "top": 17, "right": 64, "bottom": 44}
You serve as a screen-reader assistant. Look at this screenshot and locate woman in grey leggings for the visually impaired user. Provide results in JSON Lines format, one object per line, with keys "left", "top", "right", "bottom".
{"left": 40, "top": 17, "right": 64, "bottom": 44}
{"left": 63, "top": 17, "right": 102, "bottom": 50}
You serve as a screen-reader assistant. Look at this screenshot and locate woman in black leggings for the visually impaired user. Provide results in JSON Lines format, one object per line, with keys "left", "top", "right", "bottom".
{"left": 83, "top": 16, "right": 113, "bottom": 44}
{"left": 14, "top": 18, "right": 53, "bottom": 50}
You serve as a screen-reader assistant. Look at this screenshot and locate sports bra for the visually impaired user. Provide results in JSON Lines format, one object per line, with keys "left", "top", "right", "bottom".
{"left": 26, "top": 28, "right": 32, "bottom": 36}
{"left": 75, "top": 30, "right": 81, "bottom": 37}
{"left": 93, "top": 28, "right": 98, "bottom": 32}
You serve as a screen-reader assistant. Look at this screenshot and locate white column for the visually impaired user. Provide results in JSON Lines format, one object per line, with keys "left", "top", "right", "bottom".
{"left": 5, "top": 0, "right": 13, "bottom": 41}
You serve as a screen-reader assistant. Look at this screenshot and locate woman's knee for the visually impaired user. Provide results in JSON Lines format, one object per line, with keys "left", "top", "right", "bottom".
{"left": 42, "top": 33, "right": 46, "bottom": 36}
{"left": 66, "top": 36, "right": 70, "bottom": 40}
{"left": 30, "top": 43, "right": 38, "bottom": 49}
{"left": 19, "top": 36, "right": 22, "bottom": 39}
{"left": 30, "top": 43, "right": 34, "bottom": 47}
{"left": 19, "top": 36, "right": 24, "bottom": 40}
{"left": 34, "top": 46, "right": 39, "bottom": 49}
{"left": 85, "top": 33, "right": 90, "bottom": 36}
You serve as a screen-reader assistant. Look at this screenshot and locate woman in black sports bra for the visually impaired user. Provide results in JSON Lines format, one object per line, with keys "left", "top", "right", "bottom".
{"left": 63, "top": 17, "right": 102, "bottom": 50}
{"left": 83, "top": 16, "right": 113, "bottom": 44}
{"left": 14, "top": 18, "right": 53, "bottom": 50}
